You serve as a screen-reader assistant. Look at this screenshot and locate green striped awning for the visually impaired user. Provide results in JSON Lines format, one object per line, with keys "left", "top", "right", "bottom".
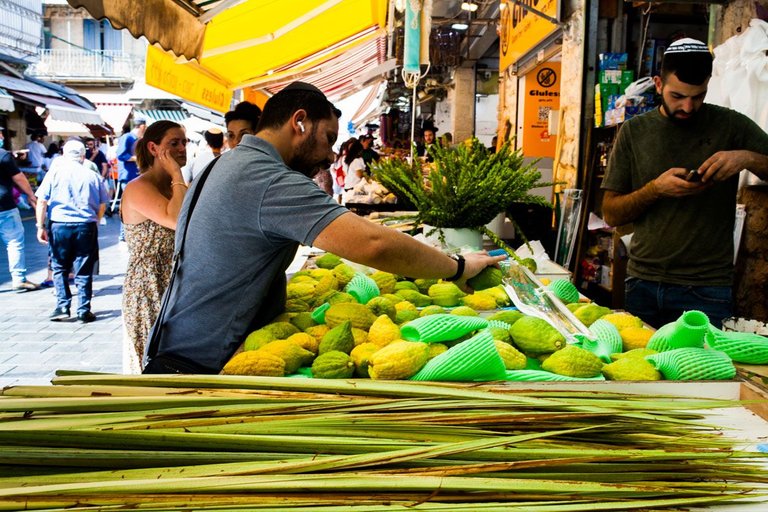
{"left": 134, "top": 109, "right": 188, "bottom": 125}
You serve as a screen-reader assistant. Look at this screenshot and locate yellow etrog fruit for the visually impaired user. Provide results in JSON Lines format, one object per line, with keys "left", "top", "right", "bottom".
{"left": 395, "top": 301, "right": 419, "bottom": 324}
{"left": 494, "top": 340, "right": 527, "bottom": 370}
{"left": 222, "top": 351, "right": 285, "bottom": 376}
{"left": 308, "top": 268, "right": 333, "bottom": 280}
{"left": 610, "top": 348, "right": 658, "bottom": 361}
{"left": 620, "top": 326, "right": 654, "bottom": 351}
{"left": 284, "top": 299, "right": 310, "bottom": 312}
{"left": 305, "top": 324, "right": 330, "bottom": 344}
{"left": 428, "top": 343, "right": 449, "bottom": 359}
{"left": 541, "top": 345, "right": 604, "bottom": 378}
{"left": 351, "top": 327, "right": 369, "bottom": 346}
{"left": 480, "top": 286, "right": 511, "bottom": 307}
{"left": 368, "top": 341, "right": 429, "bottom": 380}
{"left": 350, "top": 342, "right": 380, "bottom": 378}
{"left": 325, "top": 302, "right": 377, "bottom": 330}
{"left": 368, "top": 314, "right": 401, "bottom": 347}
{"left": 257, "top": 340, "right": 314, "bottom": 374}
{"left": 312, "top": 273, "right": 339, "bottom": 299}
{"left": 394, "top": 281, "right": 419, "bottom": 292}
{"left": 332, "top": 263, "right": 356, "bottom": 287}
{"left": 488, "top": 326, "right": 512, "bottom": 344}
{"left": 319, "top": 320, "right": 355, "bottom": 354}
{"left": 286, "top": 281, "right": 316, "bottom": 302}
{"left": 285, "top": 332, "right": 319, "bottom": 355}
{"left": 461, "top": 292, "right": 497, "bottom": 311}
{"left": 602, "top": 357, "right": 661, "bottom": 381}
{"left": 311, "top": 350, "right": 354, "bottom": 378}
{"left": 601, "top": 312, "right": 644, "bottom": 331}
{"left": 509, "top": 316, "right": 566, "bottom": 355}
{"left": 414, "top": 278, "right": 438, "bottom": 294}
{"left": 263, "top": 322, "right": 300, "bottom": 340}
{"left": 370, "top": 271, "right": 397, "bottom": 294}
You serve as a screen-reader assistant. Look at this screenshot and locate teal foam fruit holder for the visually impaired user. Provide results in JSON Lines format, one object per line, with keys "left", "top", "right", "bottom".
{"left": 648, "top": 310, "right": 709, "bottom": 352}
{"left": 411, "top": 331, "right": 506, "bottom": 382}
{"left": 645, "top": 347, "right": 735, "bottom": 381}
{"left": 344, "top": 273, "right": 380, "bottom": 304}
{"left": 400, "top": 314, "right": 489, "bottom": 343}
{"left": 706, "top": 327, "right": 768, "bottom": 364}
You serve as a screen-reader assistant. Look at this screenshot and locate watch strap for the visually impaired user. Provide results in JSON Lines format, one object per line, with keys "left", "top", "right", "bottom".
{"left": 446, "top": 254, "right": 465, "bottom": 282}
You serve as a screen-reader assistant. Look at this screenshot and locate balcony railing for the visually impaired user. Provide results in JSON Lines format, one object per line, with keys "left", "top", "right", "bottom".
{"left": 27, "top": 49, "right": 145, "bottom": 82}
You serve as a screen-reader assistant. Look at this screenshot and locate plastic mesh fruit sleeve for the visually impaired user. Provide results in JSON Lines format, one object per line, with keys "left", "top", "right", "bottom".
{"left": 400, "top": 314, "right": 489, "bottom": 343}
{"left": 411, "top": 331, "right": 506, "bottom": 382}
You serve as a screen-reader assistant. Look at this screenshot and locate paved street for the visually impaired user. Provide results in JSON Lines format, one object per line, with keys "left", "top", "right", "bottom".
{"left": 0, "top": 208, "right": 126, "bottom": 386}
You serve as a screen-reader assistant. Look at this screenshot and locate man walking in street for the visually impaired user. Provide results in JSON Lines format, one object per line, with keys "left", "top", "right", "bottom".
{"left": 116, "top": 118, "right": 146, "bottom": 240}
{"left": 35, "top": 140, "right": 109, "bottom": 323}
{"left": 0, "top": 128, "right": 41, "bottom": 292}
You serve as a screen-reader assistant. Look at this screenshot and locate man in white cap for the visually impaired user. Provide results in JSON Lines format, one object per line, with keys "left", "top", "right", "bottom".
{"left": 35, "top": 140, "right": 110, "bottom": 322}
{"left": 601, "top": 38, "right": 768, "bottom": 329}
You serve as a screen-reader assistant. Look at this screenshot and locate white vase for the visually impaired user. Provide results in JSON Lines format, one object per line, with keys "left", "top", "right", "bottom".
{"left": 423, "top": 225, "right": 483, "bottom": 251}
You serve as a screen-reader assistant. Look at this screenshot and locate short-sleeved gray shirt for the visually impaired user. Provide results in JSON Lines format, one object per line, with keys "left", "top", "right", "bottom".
{"left": 601, "top": 104, "right": 768, "bottom": 286}
{"left": 149, "top": 135, "right": 347, "bottom": 372}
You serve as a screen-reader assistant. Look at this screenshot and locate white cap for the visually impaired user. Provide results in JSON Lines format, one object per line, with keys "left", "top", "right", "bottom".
{"left": 664, "top": 38, "right": 710, "bottom": 55}
{"left": 63, "top": 140, "right": 85, "bottom": 159}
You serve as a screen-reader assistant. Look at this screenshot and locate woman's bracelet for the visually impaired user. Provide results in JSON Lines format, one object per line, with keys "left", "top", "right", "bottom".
{"left": 171, "top": 181, "right": 188, "bottom": 189}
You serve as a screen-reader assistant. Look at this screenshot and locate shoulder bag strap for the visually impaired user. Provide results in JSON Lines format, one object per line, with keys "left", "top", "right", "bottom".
{"left": 145, "top": 156, "right": 221, "bottom": 360}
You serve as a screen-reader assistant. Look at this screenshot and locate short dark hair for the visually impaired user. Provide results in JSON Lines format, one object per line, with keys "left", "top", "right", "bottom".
{"left": 257, "top": 82, "right": 341, "bottom": 132}
{"left": 204, "top": 129, "right": 224, "bottom": 149}
{"left": 135, "top": 120, "right": 183, "bottom": 171}
{"left": 660, "top": 51, "right": 713, "bottom": 86}
{"left": 224, "top": 101, "right": 262, "bottom": 131}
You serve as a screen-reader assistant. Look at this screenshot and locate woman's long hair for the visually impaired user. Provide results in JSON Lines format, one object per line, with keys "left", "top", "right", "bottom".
{"left": 135, "top": 120, "right": 182, "bottom": 171}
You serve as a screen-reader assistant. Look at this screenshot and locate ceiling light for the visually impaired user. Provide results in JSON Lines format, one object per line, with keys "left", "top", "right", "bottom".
{"left": 461, "top": 2, "right": 478, "bottom": 12}
{"left": 452, "top": 22, "right": 469, "bottom": 30}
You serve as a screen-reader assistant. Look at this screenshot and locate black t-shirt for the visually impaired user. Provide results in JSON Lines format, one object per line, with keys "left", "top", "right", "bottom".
{"left": 86, "top": 149, "right": 108, "bottom": 174}
{"left": 0, "top": 149, "right": 21, "bottom": 212}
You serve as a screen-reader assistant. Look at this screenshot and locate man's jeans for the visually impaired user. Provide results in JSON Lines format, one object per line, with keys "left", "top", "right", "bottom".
{"left": 0, "top": 208, "right": 27, "bottom": 283}
{"left": 624, "top": 277, "right": 733, "bottom": 329}
{"left": 49, "top": 222, "right": 98, "bottom": 315}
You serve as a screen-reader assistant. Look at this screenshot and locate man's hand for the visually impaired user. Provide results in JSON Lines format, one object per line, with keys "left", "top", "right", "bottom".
{"left": 455, "top": 252, "right": 508, "bottom": 292}
{"left": 36, "top": 227, "right": 48, "bottom": 244}
{"left": 698, "top": 150, "right": 754, "bottom": 183}
{"left": 653, "top": 167, "right": 711, "bottom": 198}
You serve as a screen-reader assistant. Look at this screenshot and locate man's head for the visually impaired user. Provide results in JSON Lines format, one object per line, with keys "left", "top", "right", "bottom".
{"left": 133, "top": 117, "right": 147, "bottom": 137}
{"left": 257, "top": 81, "right": 342, "bottom": 177}
{"left": 85, "top": 138, "right": 97, "bottom": 153}
{"left": 655, "top": 38, "right": 713, "bottom": 124}
{"left": 63, "top": 140, "right": 85, "bottom": 162}
{"left": 225, "top": 101, "right": 262, "bottom": 147}
{"left": 204, "top": 128, "right": 225, "bottom": 151}
{"left": 423, "top": 127, "right": 437, "bottom": 145}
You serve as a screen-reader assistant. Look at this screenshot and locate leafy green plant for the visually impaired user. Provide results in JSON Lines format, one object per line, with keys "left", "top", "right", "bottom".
{"left": 371, "top": 138, "right": 553, "bottom": 258}
{"left": 372, "top": 138, "right": 551, "bottom": 230}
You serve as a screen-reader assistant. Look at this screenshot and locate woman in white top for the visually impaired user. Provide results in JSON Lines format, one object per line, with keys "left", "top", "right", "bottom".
{"left": 342, "top": 139, "right": 365, "bottom": 196}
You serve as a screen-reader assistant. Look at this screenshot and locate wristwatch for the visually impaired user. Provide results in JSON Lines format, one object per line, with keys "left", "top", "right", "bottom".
{"left": 445, "top": 254, "right": 465, "bottom": 282}
{"left": 35, "top": 223, "right": 45, "bottom": 229}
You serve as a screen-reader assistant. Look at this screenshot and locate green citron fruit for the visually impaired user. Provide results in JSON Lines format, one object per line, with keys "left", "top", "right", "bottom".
{"left": 541, "top": 345, "right": 604, "bottom": 378}
{"left": 370, "top": 271, "right": 398, "bottom": 294}
{"left": 395, "top": 289, "right": 432, "bottom": 307}
{"left": 487, "top": 310, "right": 523, "bottom": 325}
{"left": 602, "top": 356, "right": 662, "bottom": 381}
{"left": 311, "top": 350, "right": 355, "bottom": 378}
{"left": 450, "top": 306, "right": 479, "bottom": 317}
{"left": 573, "top": 304, "right": 612, "bottom": 327}
{"left": 509, "top": 316, "right": 566, "bottom": 355}
{"left": 366, "top": 296, "right": 397, "bottom": 322}
{"left": 419, "top": 304, "right": 446, "bottom": 317}
{"left": 521, "top": 258, "right": 537, "bottom": 273}
{"left": 316, "top": 253, "right": 342, "bottom": 269}
{"left": 394, "top": 281, "right": 419, "bottom": 292}
{"left": 495, "top": 340, "right": 527, "bottom": 370}
{"left": 428, "top": 282, "right": 465, "bottom": 307}
{"left": 318, "top": 320, "right": 355, "bottom": 354}
{"left": 466, "top": 266, "right": 503, "bottom": 291}
{"left": 461, "top": 292, "right": 497, "bottom": 311}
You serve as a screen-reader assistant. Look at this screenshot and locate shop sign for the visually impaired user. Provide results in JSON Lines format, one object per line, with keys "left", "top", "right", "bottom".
{"left": 499, "top": 0, "right": 560, "bottom": 71}
{"left": 522, "top": 61, "right": 560, "bottom": 158}
{"left": 145, "top": 45, "right": 232, "bottom": 114}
